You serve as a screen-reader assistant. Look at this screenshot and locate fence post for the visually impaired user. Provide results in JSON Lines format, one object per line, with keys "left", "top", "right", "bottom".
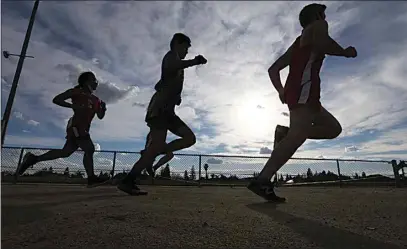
{"left": 17, "top": 147, "right": 25, "bottom": 171}
{"left": 13, "top": 147, "right": 25, "bottom": 183}
{"left": 336, "top": 160, "right": 342, "bottom": 188}
{"left": 391, "top": 160, "right": 401, "bottom": 188}
{"left": 198, "top": 155, "right": 202, "bottom": 187}
{"left": 110, "top": 152, "right": 116, "bottom": 180}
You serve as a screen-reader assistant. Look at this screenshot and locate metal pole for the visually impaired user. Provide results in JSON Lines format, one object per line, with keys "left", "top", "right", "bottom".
{"left": 336, "top": 160, "right": 342, "bottom": 188}
{"left": 3, "top": 51, "right": 35, "bottom": 59}
{"left": 110, "top": 152, "right": 116, "bottom": 179}
{"left": 1, "top": 0, "right": 40, "bottom": 146}
{"left": 198, "top": 155, "right": 202, "bottom": 187}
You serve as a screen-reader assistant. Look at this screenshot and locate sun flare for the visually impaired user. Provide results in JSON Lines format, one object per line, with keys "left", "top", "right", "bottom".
{"left": 231, "top": 92, "right": 288, "bottom": 140}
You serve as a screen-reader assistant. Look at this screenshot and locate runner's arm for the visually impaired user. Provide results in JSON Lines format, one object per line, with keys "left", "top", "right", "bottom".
{"left": 52, "top": 89, "right": 83, "bottom": 109}
{"left": 164, "top": 52, "right": 199, "bottom": 72}
{"left": 97, "top": 100, "right": 106, "bottom": 119}
{"left": 312, "top": 20, "right": 347, "bottom": 57}
{"left": 268, "top": 45, "right": 293, "bottom": 94}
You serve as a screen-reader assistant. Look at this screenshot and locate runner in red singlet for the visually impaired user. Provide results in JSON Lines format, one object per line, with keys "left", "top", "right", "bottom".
{"left": 248, "top": 3, "right": 357, "bottom": 201}
{"left": 15, "top": 72, "right": 109, "bottom": 188}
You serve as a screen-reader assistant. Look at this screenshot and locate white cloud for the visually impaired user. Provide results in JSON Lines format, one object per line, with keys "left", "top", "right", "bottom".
{"left": 13, "top": 112, "right": 24, "bottom": 120}
{"left": 345, "top": 146, "right": 360, "bottom": 153}
{"left": 206, "top": 158, "right": 223, "bottom": 164}
{"left": 27, "top": 120, "right": 40, "bottom": 126}
{"left": 259, "top": 147, "right": 272, "bottom": 155}
{"left": 93, "top": 142, "right": 101, "bottom": 154}
{"left": 1, "top": 1, "right": 406, "bottom": 162}
{"left": 55, "top": 62, "right": 140, "bottom": 104}
{"left": 5, "top": 135, "right": 65, "bottom": 148}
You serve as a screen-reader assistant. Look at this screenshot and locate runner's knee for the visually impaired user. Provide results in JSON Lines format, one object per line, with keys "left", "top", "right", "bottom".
{"left": 331, "top": 122, "right": 342, "bottom": 139}
{"left": 185, "top": 133, "right": 196, "bottom": 146}
{"left": 81, "top": 145, "right": 95, "bottom": 155}
{"left": 85, "top": 146, "right": 95, "bottom": 155}
{"left": 61, "top": 149, "right": 74, "bottom": 158}
{"left": 168, "top": 152, "right": 175, "bottom": 159}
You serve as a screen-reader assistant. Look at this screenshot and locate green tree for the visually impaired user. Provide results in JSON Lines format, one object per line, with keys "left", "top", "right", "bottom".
{"left": 210, "top": 173, "right": 215, "bottom": 179}
{"left": 361, "top": 172, "right": 366, "bottom": 178}
{"left": 306, "top": 168, "right": 313, "bottom": 179}
{"left": 190, "top": 165, "right": 196, "bottom": 180}
{"left": 161, "top": 164, "right": 171, "bottom": 178}
{"left": 204, "top": 163, "right": 209, "bottom": 180}
{"left": 73, "top": 170, "right": 83, "bottom": 178}
{"left": 63, "top": 167, "right": 70, "bottom": 176}
{"left": 184, "top": 170, "right": 189, "bottom": 180}
{"left": 278, "top": 174, "right": 284, "bottom": 182}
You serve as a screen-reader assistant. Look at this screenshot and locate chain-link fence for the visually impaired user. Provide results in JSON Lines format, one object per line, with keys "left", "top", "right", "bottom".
{"left": 1, "top": 146, "right": 405, "bottom": 187}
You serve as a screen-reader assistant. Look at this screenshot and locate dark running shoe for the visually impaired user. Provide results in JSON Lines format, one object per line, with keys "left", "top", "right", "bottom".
{"left": 87, "top": 175, "right": 110, "bottom": 188}
{"left": 274, "top": 125, "right": 289, "bottom": 149}
{"left": 117, "top": 180, "right": 148, "bottom": 196}
{"left": 247, "top": 180, "right": 286, "bottom": 202}
{"left": 15, "top": 152, "right": 37, "bottom": 176}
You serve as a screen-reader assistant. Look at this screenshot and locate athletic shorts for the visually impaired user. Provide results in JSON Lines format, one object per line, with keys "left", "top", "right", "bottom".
{"left": 146, "top": 113, "right": 187, "bottom": 132}
{"left": 65, "top": 118, "right": 91, "bottom": 140}
{"left": 145, "top": 91, "right": 186, "bottom": 131}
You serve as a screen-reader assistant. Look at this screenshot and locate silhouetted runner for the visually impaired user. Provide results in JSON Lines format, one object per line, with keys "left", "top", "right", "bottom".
{"left": 16, "top": 72, "right": 109, "bottom": 188}
{"left": 140, "top": 131, "right": 174, "bottom": 177}
{"left": 247, "top": 3, "right": 357, "bottom": 202}
{"left": 117, "top": 33, "right": 207, "bottom": 195}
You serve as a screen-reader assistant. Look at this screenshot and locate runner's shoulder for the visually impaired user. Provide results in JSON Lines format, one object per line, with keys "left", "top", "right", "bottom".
{"left": 163, "top": 50, "right": 180, "bottom": 64}
{"left": 310, "top": 20, "right": 328, "bottom": 33}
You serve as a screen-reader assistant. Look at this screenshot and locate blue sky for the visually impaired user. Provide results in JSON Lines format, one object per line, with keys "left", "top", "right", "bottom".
{"left": 2, "top": 1, "right": 407, "bottom": 168}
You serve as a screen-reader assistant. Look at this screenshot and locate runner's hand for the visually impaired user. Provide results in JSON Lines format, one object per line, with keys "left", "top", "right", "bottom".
{"left": 100, "top": 100, "right": 107, "bottom": 111}
{"left": 344, "top": 46, "right": 357, "bottom": 58}
{"left": 194, "top": 55, "right": 207, "bottom": 65}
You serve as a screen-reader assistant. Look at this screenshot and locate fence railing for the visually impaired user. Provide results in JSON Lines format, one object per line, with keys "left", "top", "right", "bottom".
{"left": 1, "top": 146, "right": 406, "bottom": 187}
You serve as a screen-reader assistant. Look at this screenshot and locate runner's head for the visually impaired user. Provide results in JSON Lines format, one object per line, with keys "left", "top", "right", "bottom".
{"left": 78, "top": 71, "right": 98, "bottom": 93}
{"left": 170, "top": 33, "right": 191, "bottom": 59}
{"left": 299, "top": 3, "right": 327, "bottom": 28}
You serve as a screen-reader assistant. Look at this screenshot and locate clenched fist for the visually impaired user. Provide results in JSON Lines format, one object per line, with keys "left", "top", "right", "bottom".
{"left": 194, "top": 55, "right": 207, "bottom": 65}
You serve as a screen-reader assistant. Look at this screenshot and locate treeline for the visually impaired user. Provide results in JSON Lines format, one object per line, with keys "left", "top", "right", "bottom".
{"left": 2, "top": 165, "right": 387, "bottom": 184}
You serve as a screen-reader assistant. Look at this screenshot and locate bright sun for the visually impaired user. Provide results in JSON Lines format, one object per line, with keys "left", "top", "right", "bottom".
{"left": 231, "top": 92, "right": 286, "bottom": 140}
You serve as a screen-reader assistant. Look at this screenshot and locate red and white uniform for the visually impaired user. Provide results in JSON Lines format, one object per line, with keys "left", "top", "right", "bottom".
{"left": 284, "top": 36, "right": 325, "bottom": 111}
{"left": 66, "top": 87, "right": 101, "bottom": 139}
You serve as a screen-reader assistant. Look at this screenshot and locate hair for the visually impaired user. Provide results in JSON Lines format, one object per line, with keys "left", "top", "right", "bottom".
{"left": 77, "top": 71, "right": 95, "bottom": 87}
{"left": 170, "top": 33, "right": 191, "bottom": 50}
{"left": 299, "top": 3, "right": 327, "bottom": 28}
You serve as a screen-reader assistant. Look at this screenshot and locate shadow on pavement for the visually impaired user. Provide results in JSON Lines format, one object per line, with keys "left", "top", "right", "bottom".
{"left": 246, "top": 202, "right": 403, "bottom": 249}
{"left": 1, "top": 206, "right": 51, "bottom": 227}
{"left": 3, "top": 192, "right": 134, "bottom": 210}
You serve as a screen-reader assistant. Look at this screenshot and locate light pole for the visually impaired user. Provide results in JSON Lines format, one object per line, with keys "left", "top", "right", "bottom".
{"left": 1, "top": 0, "right": 40, "bottom": 146}
{"left": 3, "top": 51, "right": 35, "bottom": 59}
